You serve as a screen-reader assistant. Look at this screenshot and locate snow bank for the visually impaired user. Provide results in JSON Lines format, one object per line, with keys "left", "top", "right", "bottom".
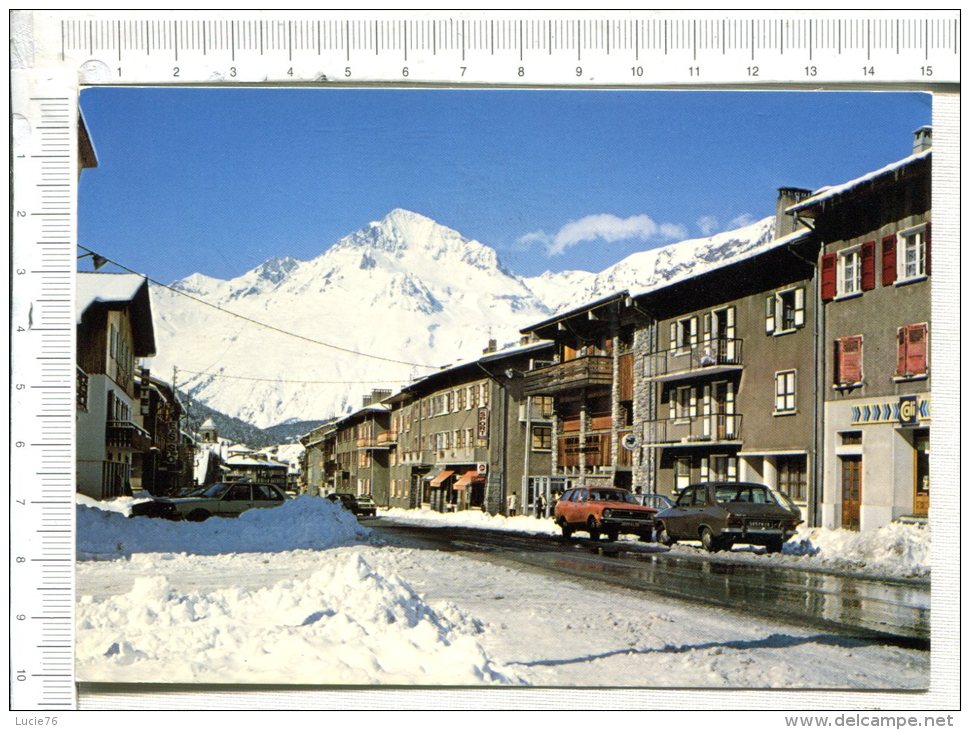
{"left": 782, "top": 522, "right": 930, "bottom": 579}
{"left": 381, "top": 507, "right": 560, "bottom": 535}
{"left": 76, "top": 552, "right": 521, "bottom": 685}
{"left": 77, "top": 495, "right": 369, "bottom": 558}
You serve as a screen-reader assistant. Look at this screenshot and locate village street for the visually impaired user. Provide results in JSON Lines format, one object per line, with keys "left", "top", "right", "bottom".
{"left": 75, "top": 497, "right": 930, "bottom": 706}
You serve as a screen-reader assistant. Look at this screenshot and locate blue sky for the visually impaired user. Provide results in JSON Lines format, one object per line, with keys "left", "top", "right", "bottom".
{"left": 79, "top": 88, "right": 931, "bottom": 282}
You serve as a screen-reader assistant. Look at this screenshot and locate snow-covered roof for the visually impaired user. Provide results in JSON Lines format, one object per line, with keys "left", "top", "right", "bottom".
{"left": 200, "top": 417, "right": 217, "bottom": 430}
{"left": 225, "top": 454, "right": 287, "bottom": 469}
{"left": 479, "top": 339, "right": 555, "bottom": 364}
{"left": 629, "top": 226, "right": 812, "bottom": 300}
{"left": 521, "top": 291, "right": 629, "bottom": 334}
{"left": 76, "top": 272, "right": 147, "bottom": 321}
{"left": 786, "top": 148, "right": 931, "bottom": 215}
{"left": 76, "top": 272, "right": 156, "bottom": 356}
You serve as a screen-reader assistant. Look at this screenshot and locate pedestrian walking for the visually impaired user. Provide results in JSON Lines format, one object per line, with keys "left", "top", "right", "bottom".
{"left": 534, "top": 494, "right": 545, "bottom": 519}
{"left": 507, "top": 492, "right": 517, "bottom": 517}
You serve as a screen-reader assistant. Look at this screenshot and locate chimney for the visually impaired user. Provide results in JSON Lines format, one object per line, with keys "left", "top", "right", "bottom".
{"left": 775, "top": 187, "right": 813, "bottom": 239}
{"left": 483, "top": 338, "right": 497, "bottom": 354}
{"left": 913, "top": 125, "right": 932, "bottom": 154}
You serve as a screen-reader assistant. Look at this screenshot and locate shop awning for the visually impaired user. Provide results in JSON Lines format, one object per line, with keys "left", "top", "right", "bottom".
{"left": 454, "top": 470, "right": 485, "bottom": 489}
{"left": 429, "top": 469, "right": 455, "bottom": 487}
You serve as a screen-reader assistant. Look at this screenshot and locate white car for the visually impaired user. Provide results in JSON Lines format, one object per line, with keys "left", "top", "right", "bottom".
{"left": 130, "top": 482, "right": 288, "bottom": 522}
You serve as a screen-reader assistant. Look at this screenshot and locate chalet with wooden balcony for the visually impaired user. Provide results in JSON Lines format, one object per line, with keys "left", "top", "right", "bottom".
{"left": 385, "top": 339, "right": 554, "bottom": 514}
{"left": 131, "top": 370, "right": 195, "bottom": 496}
{"left": 520, "top": 293, "right": 641, "bottom": 494}
{"left": 787, "top": 128, "right": 932, "bottom": 531}
{"left": 76, "top": 272, "right": 156, "bottom": 499}
{"left": 631, "top": 193, "right": 820, "bottom": 512}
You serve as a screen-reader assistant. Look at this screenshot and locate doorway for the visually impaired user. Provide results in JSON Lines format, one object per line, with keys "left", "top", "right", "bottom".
{"left": 913, "top": 429, "right": 929, "bottom": 516}
{"left": 840, "top": 455, "right": 862, "bottom": 530}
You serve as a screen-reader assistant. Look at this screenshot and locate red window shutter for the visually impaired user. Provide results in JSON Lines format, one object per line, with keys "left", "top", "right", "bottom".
{"left": 907, "top": 324, "right": 927, "bottom": 375}
{"left": 860, "top": 241, "right": 876, "bottom": 290}
{"left": 896, "top": 327, "right": 908, "bottom": 376}
{"left": 881, "top": 235, "right": 897, "bottom": 286}
{"left": 924, "top": 222, "right": 931, "bottom": 276}
{"left": 820, "top": 253, "right": 837, "bottom": 301}
{"left": 840, "top": 336, "right": 862, "bottom": 384}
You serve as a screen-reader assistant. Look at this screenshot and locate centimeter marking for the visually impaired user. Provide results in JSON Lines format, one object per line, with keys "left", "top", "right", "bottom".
{"left": 11, "top": 88, "right": 77, "bottom": 710}
{"left": 41, "top": 13, "right": 959, "bottom": 84}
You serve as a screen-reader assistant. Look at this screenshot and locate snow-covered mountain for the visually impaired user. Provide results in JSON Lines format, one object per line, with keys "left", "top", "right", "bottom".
{"left": 149, "top": 209, "right": 551, "bottom": 428}
{"left": 148, "top": 210, "right": 778, "bottom": 428}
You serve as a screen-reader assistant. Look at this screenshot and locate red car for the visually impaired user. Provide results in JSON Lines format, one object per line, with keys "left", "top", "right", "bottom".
{"left": 554, "top": 487, "right": 657, "bottom": 542}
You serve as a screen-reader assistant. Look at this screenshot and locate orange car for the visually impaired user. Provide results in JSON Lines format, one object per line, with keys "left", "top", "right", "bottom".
{"left": 554, "top": 487, "right": 657, "bottom": 541}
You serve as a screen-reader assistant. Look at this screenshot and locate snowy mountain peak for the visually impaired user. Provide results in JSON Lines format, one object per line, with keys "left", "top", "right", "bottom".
{"left": 253, "top": 256, "right": 299, "bottom": 284}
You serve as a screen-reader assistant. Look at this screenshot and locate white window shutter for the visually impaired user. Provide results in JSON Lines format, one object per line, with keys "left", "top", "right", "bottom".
{"left": 703, "top": 313, "right": 712, "bottom": 342}
{"left": 669, "top": 322, "right": 677, "bottom": 349}
{"left": 794, "top": 287, "right": 806, "bottom": 327}
{"left": 726, "top": 381, "right": 735, "bottom": 414}
{"left": 690, "top": 317, "right": 699, "bottom": 347}
{"left": 700, "top": 457, "right": 709, "bottom": 481}
{"left": 727, "top": 458, "right": 737, "bottom": 481}
{"left": 726, "top": 306, "right": 735, "bottom": 336}
{"left": 703, "top": 385, "right": 711, "bottom": 415}
{"left": 689, "top": 388, "right": 697, "bottom": 418}
{"left": 766, "top": 295, "right": 776, "bottom": 334}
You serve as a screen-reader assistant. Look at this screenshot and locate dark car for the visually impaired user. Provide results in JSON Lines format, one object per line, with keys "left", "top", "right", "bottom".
{"left": 655, "top": 481, "right": 801, "bottom": 553}
{"left": 554, "top": 487, "right": 657, "bottom": 542}
{"left": 326, "top": 492, "right": 377, "bottom": 517}
{"left": 634, "top": 493, "right": 675, "bottom": 512}
{"left": 129, "top": 482, "right": 287, "bottom": 522}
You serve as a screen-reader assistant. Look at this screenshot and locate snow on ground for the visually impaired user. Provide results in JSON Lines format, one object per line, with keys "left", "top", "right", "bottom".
{"left": 76, "top": 498, "right": 928, "bottom": 689}
{"left": 77, "top": 495, "right": 368, "bottom": 558}
{"left": 379, "top": 509, "right": 930, "bottom": 580}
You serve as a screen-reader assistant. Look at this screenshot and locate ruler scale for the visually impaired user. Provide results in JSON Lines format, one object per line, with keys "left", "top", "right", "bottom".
{"left": 8, "top": 9, "right": 959, "bottom": 711}
{"left": 11, "top": 76, "right": 78, "bottom": 710}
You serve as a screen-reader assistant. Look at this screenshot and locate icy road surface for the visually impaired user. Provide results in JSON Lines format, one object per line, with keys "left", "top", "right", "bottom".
{"left": 76, "top": 498, "right": 928, "bottom": 689}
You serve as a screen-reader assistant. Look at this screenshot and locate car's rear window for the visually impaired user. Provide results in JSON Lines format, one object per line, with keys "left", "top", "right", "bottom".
{"left": 715, "top": 486, "right": 772, "bottom": 505}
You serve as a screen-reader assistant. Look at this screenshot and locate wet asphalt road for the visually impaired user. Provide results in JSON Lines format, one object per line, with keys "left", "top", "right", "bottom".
{"left": 369, "top": 518, "right": 930, "bottom": 649}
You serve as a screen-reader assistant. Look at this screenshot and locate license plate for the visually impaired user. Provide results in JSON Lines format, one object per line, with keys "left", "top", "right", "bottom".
{"left": 748, "top": 521, "right": 776, "bottom": 530}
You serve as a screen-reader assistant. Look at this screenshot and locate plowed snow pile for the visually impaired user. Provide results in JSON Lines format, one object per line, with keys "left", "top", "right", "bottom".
{"left": 76, "top": 495, "right": 368, "bottom": 557}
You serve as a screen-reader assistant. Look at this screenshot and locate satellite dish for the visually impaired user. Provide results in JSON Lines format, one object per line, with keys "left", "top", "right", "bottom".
{"left": 622, "top": 433, "right": 640, "bottom": 451}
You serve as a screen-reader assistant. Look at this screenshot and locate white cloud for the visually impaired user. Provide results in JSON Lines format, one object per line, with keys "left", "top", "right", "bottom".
{"left": 697, "top": 216, "right": 719, "bottom": 236}
{"left": 523, "top": 213, "right": 687, "bottom": 256}
{"left": 729, "top": 213, "right": 756, "bottom": 229}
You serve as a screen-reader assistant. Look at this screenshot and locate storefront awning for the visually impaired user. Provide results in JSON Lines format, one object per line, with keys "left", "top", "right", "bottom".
{"left": 454, "top": 470, "right": 485, "bottom": 489}
{"left": 429, "top": 469, "right": 455, "bottom": 487}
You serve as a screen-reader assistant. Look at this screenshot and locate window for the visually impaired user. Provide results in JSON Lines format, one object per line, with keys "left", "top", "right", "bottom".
{"left": 671, "top": 317, "right": 697, "bottom": 352}
{"left": 672, "top": 386, "right": 693, "bottom": 420}
{"left": 535, "top": 396, "right": 554, "bottom": 419}
{"left": 897, "top": 225, "right": 928, "bottom": 283}
{"left": 837, "top": 248, "right": 861, "bottom": 297}
{"left": 896, "top": 323, "right": 928, "bottom": 378}
{"left": 674, "top": 456, "right": 691, "bottom": 491}
{"left": 776, "top": 455, "right": 807, "bottom": 502}
{"left": 531, "top": 426, "right": 552, "bottom": 451}
{"left": 774, "top": 370, "right": 796, "bottom": 414}
{"left": 470, "top": 385, "right": 479, "bottom": 408}
{"left": 840, "top": 431, "right": 862, "bottom": 446}
{"left": 481, "top": 383, "right": 489, "bottom": 406}
{"left": 834, "top": 336, "right": 863, "bottom": 386}
{"left": 457, "top": 388, "right": 466, "bottom": 410}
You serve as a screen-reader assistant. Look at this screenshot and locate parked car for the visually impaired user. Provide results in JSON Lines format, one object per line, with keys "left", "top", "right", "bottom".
{"left": 633, "top": 493, "right": 675, "bottom": 511}
{"left": 654, "top": 481, "right": 802, "bottom": 553}
{"left": 768, "top": 487, "right": 803, "bottom": 523}
{"left": 554, "top": 487, "right": 657, "bottom": 542}
{"left": 129, "top": 482, "right": 288, "bottom": 522}
{"left": 326, "top": 492, "right": 377, "bottom": 517}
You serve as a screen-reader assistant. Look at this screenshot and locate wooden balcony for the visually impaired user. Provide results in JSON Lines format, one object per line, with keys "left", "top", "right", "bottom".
{"left": 643, "top": 339, "right": 744, "bottom": 382}
{"left": 523, "top": 355, "right": 613, "bottom": 397}
{"left": 641, "top": 413, "right": 743, "bottom": 446}
{"left": 557, "top": 432, "right": 611, "bottom": 468}
{"left": 106, "top": 420, "right": 152, "bottom": 450}
{"left": 357, "top": 433, "right": 395, "bottom": 450}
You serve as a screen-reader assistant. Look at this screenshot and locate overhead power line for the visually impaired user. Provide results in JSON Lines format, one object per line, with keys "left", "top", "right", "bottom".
{"left": 78, "top": 246, "right": 439, "bottom": 370}
{"left": 178, "top": 369, "right": 413, "bottom": 386}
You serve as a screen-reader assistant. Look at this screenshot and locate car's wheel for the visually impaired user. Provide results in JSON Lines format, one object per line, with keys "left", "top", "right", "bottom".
{"left": 558, "top": 519, "right": 574, "bottom": 538}
{"left": 638, "top": 530, "right": 654, "bottom": 543}
{"left": 700, "top": 526, "right": 721, "bottom": 552}
{"left": 186, "top": 509, "right": 211, "bottom": 523}
{"left": 657, "top": 522, "right": 676, "bottom": 546}
{"left": 765, "top": 538, "right": 784, "bottom": 554}
{"left": 587, "top": 518, "right": 601, "bottom": 541}
{"left": 605, "top": 527, "right": 620, "bottom": 542}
